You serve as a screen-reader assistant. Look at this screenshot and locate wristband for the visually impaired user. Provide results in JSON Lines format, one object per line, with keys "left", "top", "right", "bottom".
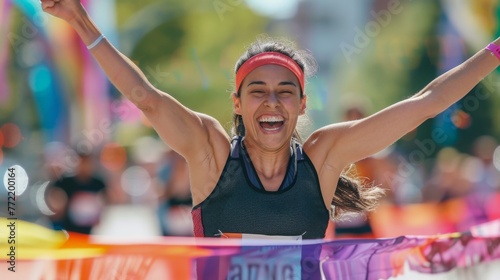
{"left": 485, "top": 43, "right": 500, "bottom": 61}
{"left": 86, "top": 34, "right": 105, "bottom": 50}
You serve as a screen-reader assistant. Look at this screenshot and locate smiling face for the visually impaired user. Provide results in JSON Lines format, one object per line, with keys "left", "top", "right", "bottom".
{"left": 233, "top": 64, "right": 306, "bottom": 152}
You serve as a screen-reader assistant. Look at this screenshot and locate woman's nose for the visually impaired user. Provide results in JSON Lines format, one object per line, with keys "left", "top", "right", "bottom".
{"left": 265, "top": 92, "right": 279, "bottom": 107}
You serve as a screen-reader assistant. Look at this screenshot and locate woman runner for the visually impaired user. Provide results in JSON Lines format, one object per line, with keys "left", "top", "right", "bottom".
{"left": 41, "top": 0, "right": 500, "bottom": 239}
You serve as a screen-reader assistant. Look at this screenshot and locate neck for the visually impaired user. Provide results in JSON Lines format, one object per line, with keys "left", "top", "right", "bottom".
{"left": 242, "top": 138, "right": 291, "bottom": 188}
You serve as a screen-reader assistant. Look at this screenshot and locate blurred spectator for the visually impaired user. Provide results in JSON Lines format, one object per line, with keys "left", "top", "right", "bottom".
{"left": 421, "top": 136, "right": 500, "bottom": 231}
{"left": 422, "top": 147, "right": 471, "bottom": 202}
{"left": 47, "top": 151, "right": 108, "bottom": 234}
{"left": 470, "top": 135, "right": 500, "bottom": 193}
{"left": 42, "top": 141, "right": 75, "bottom": 181}
{"left": 156, "top": 150, "right": 193, "bottom": 236}
{"left": 461, "top": 136, "right": 500, "bottom": 229}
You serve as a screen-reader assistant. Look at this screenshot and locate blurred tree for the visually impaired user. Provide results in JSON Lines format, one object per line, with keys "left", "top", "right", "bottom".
{"left": 337, "top": 0, "right": 500, "bottom": 160}
{"left": 338, "top": 0, "right": 440, "bottom": 110}
{"left": 114, "top": 0, "right": 269, "bottom": 135}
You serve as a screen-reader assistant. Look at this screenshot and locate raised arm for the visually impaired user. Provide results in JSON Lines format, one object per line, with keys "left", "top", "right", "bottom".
{"left": 41, "top": 0, "right": 230, "bottom": 161}
{"left": 306, "top": 38, "right": 500, "bottom": 170}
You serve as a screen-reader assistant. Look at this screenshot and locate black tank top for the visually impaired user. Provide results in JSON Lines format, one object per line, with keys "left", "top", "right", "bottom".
{"left": 192, "top": 136, "right": 329, "bottom": 239}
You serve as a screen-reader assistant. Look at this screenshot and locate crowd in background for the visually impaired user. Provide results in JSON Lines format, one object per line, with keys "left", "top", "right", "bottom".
{"left": 25, "top": 102, "right": 499, "bottom": 239}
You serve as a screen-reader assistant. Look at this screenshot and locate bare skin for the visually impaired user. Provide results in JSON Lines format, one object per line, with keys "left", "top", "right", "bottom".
{"left": 42, "top": 0, "right": 500, "bottom": 209}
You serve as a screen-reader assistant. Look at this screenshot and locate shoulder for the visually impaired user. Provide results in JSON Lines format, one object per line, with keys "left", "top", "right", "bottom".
{"left": 303, "top": 124, "right": 349, "bottom": 171}
{"left": 202, "top": 113, "right": 231, "bottom": 151}
{"left": 303, "top": 124, "right": 344, "bottom": 157}
{"left": 183, "top": 113, "right": 231, "bottom": 160}
{"left": 196, "top": 113, "right": 230, "bottom": 131}
{"left": 197, "top": 113, "right": 231, "bottom": 150}
{"left": 185, "top": 115, "right": 232, "bottom": 205}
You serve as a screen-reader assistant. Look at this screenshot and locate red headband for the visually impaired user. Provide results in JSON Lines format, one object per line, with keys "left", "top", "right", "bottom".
{"left": 235, "top": 52, "right": 305, "bottom": 92}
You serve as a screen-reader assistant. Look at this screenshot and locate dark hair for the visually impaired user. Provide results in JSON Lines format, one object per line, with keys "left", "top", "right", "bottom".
{"left": 231, "top": 37, "right": 384, "bottom": 220}
{"left": 331, "top": 165, "right": 385, "bottom": 221}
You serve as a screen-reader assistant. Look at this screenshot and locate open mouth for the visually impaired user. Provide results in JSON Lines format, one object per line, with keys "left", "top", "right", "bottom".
{"left": 258, "top": 116, "right": 284, "bottom": 131}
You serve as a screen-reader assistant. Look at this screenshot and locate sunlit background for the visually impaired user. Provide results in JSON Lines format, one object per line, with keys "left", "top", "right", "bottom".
{"left": 1, "top": 0, "right": 500, "bottom": 239}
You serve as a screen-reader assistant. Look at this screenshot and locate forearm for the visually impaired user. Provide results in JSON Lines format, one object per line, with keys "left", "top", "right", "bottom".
{"left": 415, "top": 38, "right": 500, "bottom": 115}
{"left": 62, "top": 6, "right": 223, "bottom": 157}
{"left": 68, "top": 7, "right": 156, "bottom": 109}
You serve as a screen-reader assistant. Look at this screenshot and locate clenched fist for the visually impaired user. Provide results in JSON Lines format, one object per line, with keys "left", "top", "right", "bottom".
{"left": 40, "top": 0, "right": 85, "bottom": 23}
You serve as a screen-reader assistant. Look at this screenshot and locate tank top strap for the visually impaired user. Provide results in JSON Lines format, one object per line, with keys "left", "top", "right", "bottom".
{"left": 230, "top": 136, "right": 241, "bottom": 159}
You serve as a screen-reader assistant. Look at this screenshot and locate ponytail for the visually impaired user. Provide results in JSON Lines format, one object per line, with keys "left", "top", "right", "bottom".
{"left": 330, "top": 166, "right": 385, "bottom": 221}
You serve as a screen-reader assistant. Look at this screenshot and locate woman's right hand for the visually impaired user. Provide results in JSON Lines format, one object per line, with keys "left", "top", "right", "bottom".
{"left": 40, "top": 0, "right": 85, "bottom": 23}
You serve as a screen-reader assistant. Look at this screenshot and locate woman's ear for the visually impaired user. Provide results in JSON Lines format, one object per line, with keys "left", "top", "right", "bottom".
{"left": 299, "top": 95, "right": 307, "bottom": 115}
{"left": 232, "top": 92, "right": 241, "bottom": 115}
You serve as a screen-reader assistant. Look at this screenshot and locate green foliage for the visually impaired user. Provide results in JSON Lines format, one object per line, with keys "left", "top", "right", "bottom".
{"left": 3, "top": 9, "right": 49, "bottom": 128}
{"left": 338, "top": 1, "right": 441, "bottom": 110}
{"left": 337, "top": 0, "right": 500, "bottom": 157}
{"left": 116, "top": 0, "right": 268, "bottom": 133}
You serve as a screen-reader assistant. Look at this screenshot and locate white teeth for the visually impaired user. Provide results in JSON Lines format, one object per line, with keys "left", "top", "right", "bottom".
{"left": 258, "top": 116, "right": 284, "bottom": 122}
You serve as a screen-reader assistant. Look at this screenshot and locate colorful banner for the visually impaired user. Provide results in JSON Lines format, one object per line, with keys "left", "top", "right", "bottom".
{"left": 0, "top": 0, "right": 12, "bottom": 103}
{"left": 9, "top": 0, "right": 116, "bottom": 144}
{"left": 1, "top": 218, "right": 500, "bottom": 279}
{"left": 11, "top": 0, "right": 69, "bottom": 142}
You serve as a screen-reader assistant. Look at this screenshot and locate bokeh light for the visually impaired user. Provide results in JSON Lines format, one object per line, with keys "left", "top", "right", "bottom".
{"left": 0, "top": 130, "right": 4, "bottom": 147}
{"left": 436, "top": 147, "right": 461, "bottom": 173}
{"left": 100, "top": 142, "right": 127, "bottom": 172}
{"left": 3, "top": 165, "right": 29, "bottom": 196}
{"left": 451, "top": 109, "right": 472, "bottom": 129}
{"left": 19, "top": 40, "right": 45, "bottom": 68}
{"left": 111, "top": 98, "right": 143, "bottom": 123}
{"left": 494, "top": 146, "right": 500, "bottom": 172}
{"left": 131, "top": 136, "right": 167, "bottom": 164}
{"left": 29, "top": 64, "right": 52, "bottom": 92}
{"left": 35, "top": 181, "right": 56, "bottom": 216}
{"left": 1, "top": 123, "right": 22, "bottom": 148}
{"left": 460, "top": 156, "right": 483, "bottom": 183}
{"left": 120, "top": 166, "right": 151, "bottom": 197}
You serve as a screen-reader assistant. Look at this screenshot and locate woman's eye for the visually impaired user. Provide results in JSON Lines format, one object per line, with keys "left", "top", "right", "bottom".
{"left": 279, "top": 91, "right": 294, "bottom": 95}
